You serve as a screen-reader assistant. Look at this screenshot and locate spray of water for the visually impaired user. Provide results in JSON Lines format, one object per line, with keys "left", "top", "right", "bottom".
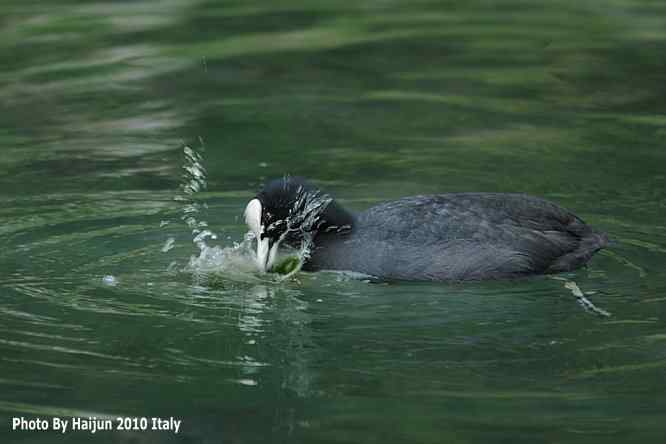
{"left": 166, "top": 144, "right": 326, "bottom": 283}
{"left": 176, "top": 143, "right": 216, "bottom": 250}
{"left": 171, "top": 143, "right": 256, "bottom": 281}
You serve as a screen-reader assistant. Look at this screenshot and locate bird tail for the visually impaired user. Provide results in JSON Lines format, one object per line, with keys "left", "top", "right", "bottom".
{"left": 547, "top": 229, "right": 608, "bottom": 273}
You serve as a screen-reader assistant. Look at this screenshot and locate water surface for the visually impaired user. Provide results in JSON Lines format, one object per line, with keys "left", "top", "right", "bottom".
{"left": 2, "top": 0, "right": 666, "bottom": 442}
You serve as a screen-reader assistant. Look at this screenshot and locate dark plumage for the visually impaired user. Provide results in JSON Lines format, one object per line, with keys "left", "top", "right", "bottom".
{"left": 247, "top": 177, "right": 608, "bottom": 281}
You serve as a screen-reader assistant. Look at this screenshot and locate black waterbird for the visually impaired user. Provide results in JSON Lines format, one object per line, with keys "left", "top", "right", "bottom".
{"left": 244, "top": 177, "right": 607, "bottom": 281}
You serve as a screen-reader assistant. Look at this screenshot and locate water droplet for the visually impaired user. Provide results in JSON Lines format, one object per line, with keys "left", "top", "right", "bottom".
{"left": 102, "top": 275, "right": 117, "bottom": 286}
{"left": 236, "top": 379, "right": 258, "bottom": 386}
{"left": 161, "top": 237, "right": 175, "bottom": 252}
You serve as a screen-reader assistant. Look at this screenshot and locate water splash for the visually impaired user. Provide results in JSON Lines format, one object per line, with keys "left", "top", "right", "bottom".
{"left": 161, "top": 237, "right": 175, "bottom": 253}
{"left": 166, "top": 144, "right": 278, "bottom": 283}
{"left": 186, "top": 233, "right": 260, "bottom": 281}
{"left": 171, "top": 143, "right": 257, "bottom": 281}
{"left": 288, "top": 183, "right": 333, "bottom": 234}
{"left": 176, "top": 142, "right": 217, "bottom": 251}
{"left": 168, "top": 148, "right": 336, "bottom": 283}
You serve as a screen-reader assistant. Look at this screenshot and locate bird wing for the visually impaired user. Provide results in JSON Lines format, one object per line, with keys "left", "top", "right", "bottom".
{"left": 354, "top": 193, "right": 599, "bottom": 280}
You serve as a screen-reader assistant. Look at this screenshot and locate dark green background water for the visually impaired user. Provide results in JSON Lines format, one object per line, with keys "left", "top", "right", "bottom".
{"left": 2, "top": 0, "right": 666, "bottom": 442}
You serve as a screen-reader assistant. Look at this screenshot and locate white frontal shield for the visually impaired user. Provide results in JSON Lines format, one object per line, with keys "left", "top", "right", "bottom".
{"left": 244, "top": 198, "right": 279, "bottom": 272}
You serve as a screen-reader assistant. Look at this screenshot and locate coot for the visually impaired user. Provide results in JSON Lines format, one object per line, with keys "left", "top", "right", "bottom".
{"left": 244, "top": 177, "right": 607, "bottom": 281}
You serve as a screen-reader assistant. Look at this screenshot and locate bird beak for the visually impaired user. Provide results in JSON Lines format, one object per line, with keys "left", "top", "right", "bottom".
{"left": 256, "top": 235, "right": 272, "bottom": 272}
{"left": 244, "top": 198, "right": 277, "bottom": 272}
{"left": 256, "top": 232, "right": 281, "bottom": 272}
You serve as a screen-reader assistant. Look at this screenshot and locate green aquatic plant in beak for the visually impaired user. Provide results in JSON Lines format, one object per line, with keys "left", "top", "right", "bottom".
{"left": 271, "top": 256, "right": 301, "bottom": 275}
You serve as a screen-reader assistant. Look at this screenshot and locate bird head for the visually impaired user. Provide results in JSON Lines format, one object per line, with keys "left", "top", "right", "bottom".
{"left": 244, "top": 176, "right": 342, "bottom": 272}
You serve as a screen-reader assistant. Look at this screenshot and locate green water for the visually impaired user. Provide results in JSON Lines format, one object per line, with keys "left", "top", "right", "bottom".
{"left": 2, "top": 0, "right": 666, "bottom": 442}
